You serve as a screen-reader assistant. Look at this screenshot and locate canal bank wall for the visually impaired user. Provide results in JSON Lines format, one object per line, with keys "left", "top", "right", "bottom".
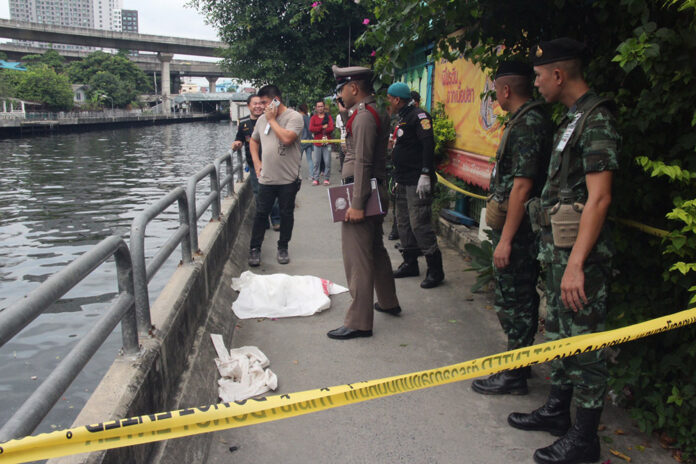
{"left": 48, "top": 176, "right": 254, "bottom": 464}
{"left": 0, "top": 112, "right": 229, "bottom": 138}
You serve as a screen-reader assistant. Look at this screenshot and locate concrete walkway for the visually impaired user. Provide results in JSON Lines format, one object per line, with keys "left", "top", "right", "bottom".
{"left": 206, "top": 156, "right": 672, "bottom": 464}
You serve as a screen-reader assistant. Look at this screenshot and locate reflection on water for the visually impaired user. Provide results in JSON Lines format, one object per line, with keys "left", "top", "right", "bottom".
{"left": 0, "top": 121, "right": 237, "bottom": 434}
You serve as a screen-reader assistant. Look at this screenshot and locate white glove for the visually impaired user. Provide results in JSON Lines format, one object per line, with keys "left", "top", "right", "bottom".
{"left": 416, "top": 174, "right": 431, "bottom": 199}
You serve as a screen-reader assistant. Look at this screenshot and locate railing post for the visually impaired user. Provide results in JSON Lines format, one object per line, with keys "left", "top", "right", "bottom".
{"left": 186, "top": 175, "right": 200, "bottom": 253}
{"left": 236, "top": 148, "right": 245, "bottom": 182}
{"left": 130, "top": 214, "right": 152, "bottom": 334}
{"left": 210, "top": 167, "right": 221, "bottom": 219}
{"left": 114, "top": 242, "right": 139, "bottom": 354}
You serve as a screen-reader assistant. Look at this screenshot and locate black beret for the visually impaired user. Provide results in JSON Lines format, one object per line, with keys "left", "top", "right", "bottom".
{"left": 532, "top": 38, "right": 587, "bottom": 66}
{"left": 494, "top": 60, "right": 533, "bottom": 79}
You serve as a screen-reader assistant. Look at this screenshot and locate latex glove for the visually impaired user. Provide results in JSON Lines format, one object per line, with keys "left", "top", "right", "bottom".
{"left": 416, "top": 174, "right": 431, "bottom": 199}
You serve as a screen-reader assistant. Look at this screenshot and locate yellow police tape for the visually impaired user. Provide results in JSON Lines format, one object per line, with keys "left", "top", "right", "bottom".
{"left": 300, "top": 139, "right": 342, "bottom": 144}
{"left": 1, "top": 307, "right": 695, "bottom": 464}
{"left": 434, "top": 173, "right": 670, "bottom": 237}
{"left": 436, "top": 173, "right": 488, "bottom": 200}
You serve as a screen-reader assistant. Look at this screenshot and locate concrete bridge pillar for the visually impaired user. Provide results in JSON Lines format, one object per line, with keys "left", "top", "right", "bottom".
{"left": 158, "top": 52, "right": 173, "bottom": 114}
{"left": 207, "top": 77, "right": 217, "bottom": 93}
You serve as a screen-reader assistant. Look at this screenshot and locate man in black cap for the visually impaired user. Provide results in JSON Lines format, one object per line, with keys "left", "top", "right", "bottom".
{"left": 388, "top": 82, "right": 445, "bottom": 289}
{"left": 471, "top": 60, "right": 552, "bottom": 396}
{"left": 327, "top": 65, "right": 401, "bottom": 340}
{"left": 507, "top": 38, "right": 621, "bottom": 464}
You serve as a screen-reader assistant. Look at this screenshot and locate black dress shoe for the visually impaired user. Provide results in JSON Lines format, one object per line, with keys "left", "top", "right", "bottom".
{"left": 374, "top": 302, "right": 402, "bottom": 316}
{"left": 327, "top": 326, "right": 373, "bottom": 339}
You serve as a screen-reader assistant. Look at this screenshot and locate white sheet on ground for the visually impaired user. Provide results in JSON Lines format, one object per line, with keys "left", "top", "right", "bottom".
{"left": 211, "top": 334, "right": 278, "bottom": 402}
{"left": 230, "top": 271, "right": 349, "bottom": 319}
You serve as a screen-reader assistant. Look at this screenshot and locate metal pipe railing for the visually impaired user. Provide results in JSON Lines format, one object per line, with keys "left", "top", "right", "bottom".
{"left": 130, "top": 187, "right": 192, "bottom": 334}
{"left": 0, "top": 149, "right": 248, "bottom": 441}
{"left": 0, "top": 235, "right": 137, "bottom": 350}
{"left": 0, "top": 235, "right": 138, "bottom": 442}
{"left": 214, "top": 151, "right": 235, "bottom": 197}
{"left": 186, "top": 164, "right": 221, "bottom": 253}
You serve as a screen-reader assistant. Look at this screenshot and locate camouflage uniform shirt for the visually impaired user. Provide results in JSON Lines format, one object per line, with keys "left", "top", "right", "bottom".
{"left": 538, "top": 91, "right": 621, "bottom": 264}
{"left": 491, "top": 100, "right": 553, "bottom": 203}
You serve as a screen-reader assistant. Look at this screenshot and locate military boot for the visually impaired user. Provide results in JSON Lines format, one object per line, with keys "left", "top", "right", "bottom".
{"left": 508, "top": 385, "right": 572, "bottom": 436}
{"left": 420, "top": 249, "right": 444, "bottom": 288}
{"left": 471, "top": 367, "right": 530, "bottom": 395}
{"left": 393, "top": 249, "right": 419, "bottom": 278}
{"left": 533, "top": 407, "right": 602, "bottom": 464}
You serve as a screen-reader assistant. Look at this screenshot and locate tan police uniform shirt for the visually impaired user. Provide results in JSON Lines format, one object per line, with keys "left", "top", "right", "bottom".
{"left": 342, "top": 96, "right": 389, "bottom": 209}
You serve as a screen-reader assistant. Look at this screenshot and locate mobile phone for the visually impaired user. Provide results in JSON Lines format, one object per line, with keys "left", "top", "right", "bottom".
{"left": 270, "top": 98, "right": 280, "bottom": 108}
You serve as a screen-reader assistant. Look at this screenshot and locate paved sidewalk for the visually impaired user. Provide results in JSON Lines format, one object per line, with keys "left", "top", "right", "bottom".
{"left": 207, "top": 156, "right": 672, "bottom": 464}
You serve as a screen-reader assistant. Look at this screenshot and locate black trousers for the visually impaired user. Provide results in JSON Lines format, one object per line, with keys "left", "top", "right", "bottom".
{"left": 250, "top": 182, "right": 299, "bottom": 250}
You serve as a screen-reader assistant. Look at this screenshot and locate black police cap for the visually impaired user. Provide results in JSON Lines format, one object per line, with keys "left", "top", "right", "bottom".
{"left": 532, "top": 38, "right": 587, "bottom": 66}
{"left": 494, "top": 60, "right": 533, "bottom": 79}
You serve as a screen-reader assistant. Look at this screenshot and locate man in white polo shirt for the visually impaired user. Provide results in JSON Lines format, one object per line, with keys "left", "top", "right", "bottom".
{"left": 248, "top": 84, "right": 305, "bottom": 266}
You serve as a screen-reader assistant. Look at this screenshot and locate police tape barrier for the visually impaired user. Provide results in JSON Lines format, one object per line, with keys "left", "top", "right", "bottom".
{"left": 299, "top": 139, "right": 342, "bottom": 144}
{"left": 434, "top": 173, "right": 670, "bottom": 237}
{"left": 435, "top": 173, "right": 488, "bottom": 200}
{"left": 1, "top": 307, "right": 695, "bottom": 464}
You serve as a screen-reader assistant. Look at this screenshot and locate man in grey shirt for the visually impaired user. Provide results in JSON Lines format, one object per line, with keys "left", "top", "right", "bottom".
{"left": 248, "top": 84, "right": 305, "bottom": 266}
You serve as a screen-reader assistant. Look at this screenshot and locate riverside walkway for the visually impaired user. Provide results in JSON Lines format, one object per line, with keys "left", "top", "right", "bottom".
{"left": 199, "top": 160, "right": 670, "bottom": 464}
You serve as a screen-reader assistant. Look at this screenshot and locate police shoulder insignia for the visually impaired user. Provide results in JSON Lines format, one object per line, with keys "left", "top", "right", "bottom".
{"left": 417, "top": 112, "right": 427, "bottom": 119}
{"left": 358, "top": 103, "right": 365, "bottom": 111}
{"left": 420, "top": 119, "right": 432, "bottom": 130}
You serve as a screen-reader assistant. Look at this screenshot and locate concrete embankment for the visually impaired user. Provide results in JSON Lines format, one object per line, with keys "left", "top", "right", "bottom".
{"left": 0, "top": 112, "right": 228, "bottom": 137}
{"left": 49, "top": 176, "right": 254, "bottom": 464}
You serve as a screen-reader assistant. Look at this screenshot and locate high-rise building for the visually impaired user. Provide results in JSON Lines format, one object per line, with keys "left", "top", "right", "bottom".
{"left": 120, "top": 9, "right": 138, "bottom": 33}
{"left": 8, "top": 0, "right": 129, "bottom": 51}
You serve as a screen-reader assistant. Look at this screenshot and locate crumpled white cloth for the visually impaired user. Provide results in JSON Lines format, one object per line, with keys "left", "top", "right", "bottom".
{"left": 211, "top": 334, "right": 278, "bottom": 402}
{"left": 230, "top": 271, "right": 349, "bottom": 319}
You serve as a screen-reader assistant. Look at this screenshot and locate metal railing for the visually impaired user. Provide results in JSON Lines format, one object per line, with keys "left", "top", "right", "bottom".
{"left": 0, "top": 236, "right": 138, "bottom": 442}
{"left": 0, "top": 149, "right": 247, "bottom": 441}
{"left": 130, "top": 187, "right": 192, "bottom": 333}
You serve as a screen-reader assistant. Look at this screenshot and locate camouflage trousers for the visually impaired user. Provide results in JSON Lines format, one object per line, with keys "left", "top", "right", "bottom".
{"left": 545, "top": 260, "right": 610, "bottom": 409}
{"left": 491, "top": 229, "right": 540, "bottom": 351}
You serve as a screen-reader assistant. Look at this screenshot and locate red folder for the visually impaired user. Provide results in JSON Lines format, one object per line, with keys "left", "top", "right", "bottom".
{"left": 327, "top": 178, "right": 385, "bottom": 222}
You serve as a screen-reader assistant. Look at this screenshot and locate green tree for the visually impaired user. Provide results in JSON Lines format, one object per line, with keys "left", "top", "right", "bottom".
{"left": 88, "top": 71, "right": 138, "bottom": 108}
{"left": 67, "top": 51, "right": 151, "bottom": 93}
{"left": 187, "top": 0, "right": 374, "bottom": 104}
{"left": 20, "top": 49, "right": 66, "bottom": 74}
{"left": 359, "top": 0, "right": 696, "bottom": 459}
{"left": 12, "top": 64, "right": 73, "bottom": 110}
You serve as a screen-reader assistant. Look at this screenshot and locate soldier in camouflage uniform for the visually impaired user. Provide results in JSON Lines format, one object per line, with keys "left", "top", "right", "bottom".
{"left": 507, "top": 39, "right": 621, "bottom": 464}
{"left": 471, "top": 61, "right": 553, "bottom": 396}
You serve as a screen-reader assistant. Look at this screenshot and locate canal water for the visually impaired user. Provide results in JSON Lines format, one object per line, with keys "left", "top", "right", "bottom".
{"left": 0, "top": 121, "right": 238, "bottom": 435}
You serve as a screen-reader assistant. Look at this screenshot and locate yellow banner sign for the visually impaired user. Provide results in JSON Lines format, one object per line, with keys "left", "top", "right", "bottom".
{"left": 432, "top": 56, "right": 503, "bottom": 158}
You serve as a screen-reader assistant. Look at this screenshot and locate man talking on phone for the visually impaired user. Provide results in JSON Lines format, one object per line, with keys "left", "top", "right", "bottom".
{"left": 248, "top": 85, "right": 305, "bottom": 266}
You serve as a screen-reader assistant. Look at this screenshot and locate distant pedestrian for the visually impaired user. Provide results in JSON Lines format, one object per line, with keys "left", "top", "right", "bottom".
{"left": 327, "top": 65, "right": 401, "bottom": 340}
{"left": 335, "top": 100, "right": 348, "bottom": 173}
{"left": 298, "top": 103, "right": 314, "bottom": 178}
{"left": 388, "top": 82, "right": 444, "bottom": 289}
{"left": 309, "top": 100, "right": 334, "bottom": 185}
{"left": 248, "top": 85, "right": 305, "bottom": 267}
{"left": 232, "top": 94, "right": 280, "bottom": 230}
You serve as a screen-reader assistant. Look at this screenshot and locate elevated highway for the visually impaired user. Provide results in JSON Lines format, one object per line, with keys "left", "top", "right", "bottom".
{"left": 0, "top": 19, "right": 231, "bottom": 112}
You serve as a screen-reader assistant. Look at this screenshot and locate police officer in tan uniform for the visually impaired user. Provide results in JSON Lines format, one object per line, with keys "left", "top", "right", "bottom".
{"left": 327, "top": 65, "right": 401, "bottom": 340}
